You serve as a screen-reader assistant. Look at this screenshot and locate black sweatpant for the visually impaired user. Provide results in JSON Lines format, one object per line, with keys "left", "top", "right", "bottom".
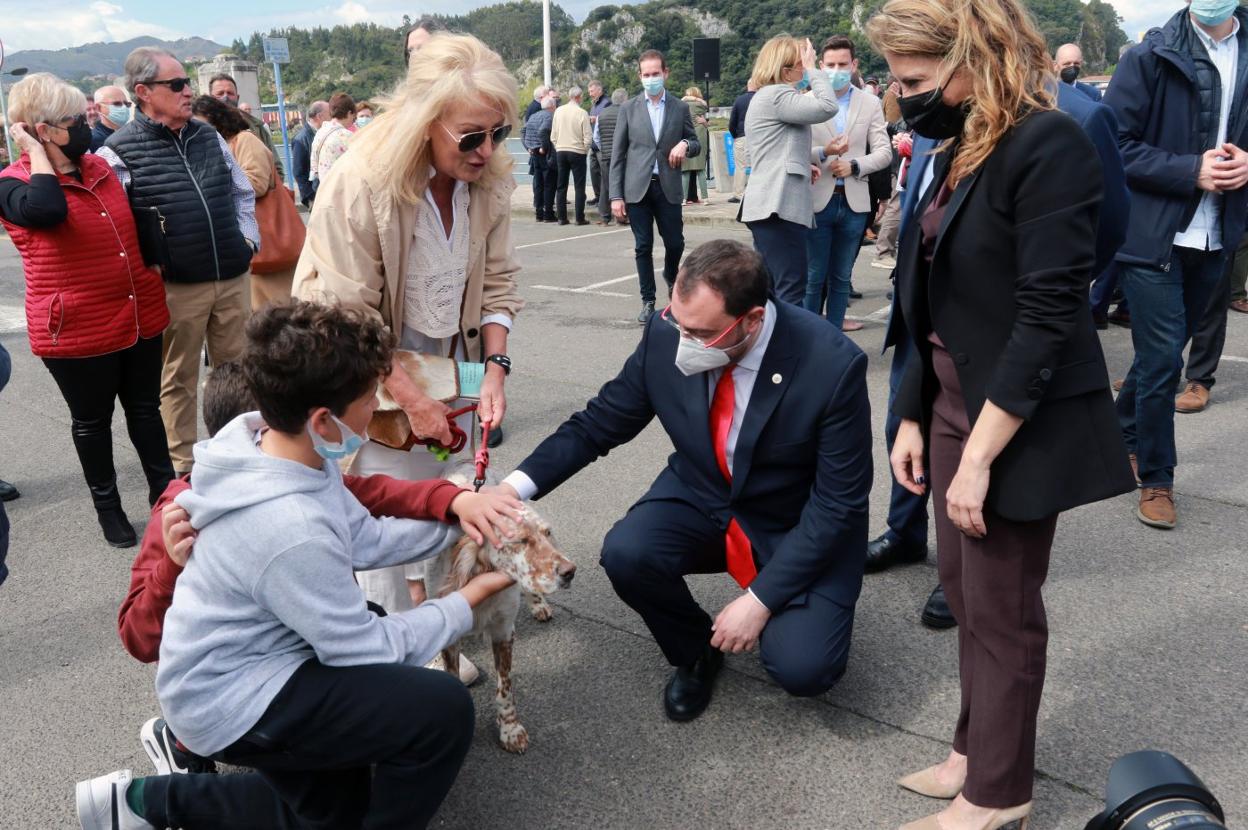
{"left": 143, "top": 660, "right": 475, "bottom": 829}
{"left": 42, "top": 335, "right": 173, "bottom": 509}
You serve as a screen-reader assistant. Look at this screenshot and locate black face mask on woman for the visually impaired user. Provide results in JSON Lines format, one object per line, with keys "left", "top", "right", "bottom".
{"left": 897, "top": 86, "right": 967, "bottom": 141}
{"left": 49, "top": 116, "right": 92, "bottom": 162}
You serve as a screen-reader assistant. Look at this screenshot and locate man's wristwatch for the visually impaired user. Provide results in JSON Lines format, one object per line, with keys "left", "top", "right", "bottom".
{"left": 485, "top": 354, "right": 512, "bottom": 375}
{"left": 850, "top": 159, "right": 861, "bottom": 177}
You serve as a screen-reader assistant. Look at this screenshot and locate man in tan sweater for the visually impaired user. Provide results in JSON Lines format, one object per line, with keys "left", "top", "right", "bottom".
{"left": 550, "top": 86, "right": 592, "bottom": 225}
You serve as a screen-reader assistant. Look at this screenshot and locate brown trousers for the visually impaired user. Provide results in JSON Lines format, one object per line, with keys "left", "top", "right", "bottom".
{"left": 928, "top": 343, "right": 1058, "bottom": 808}
{"left": 249, "top": 266, "right": 296, "bottom": 312}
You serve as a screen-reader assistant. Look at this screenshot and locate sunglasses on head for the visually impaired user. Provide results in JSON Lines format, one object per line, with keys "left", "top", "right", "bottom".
{"left": 439, "top": 122, "right": 512, "bottom": 153}
{"left": 146, "top": 77, "right": 192, "bottom": 93}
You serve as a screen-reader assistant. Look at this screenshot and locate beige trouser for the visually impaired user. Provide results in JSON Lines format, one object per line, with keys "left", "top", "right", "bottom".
{"left": 875, "top": 188, "right": 902, "bottom": 258}
{"left": 732, "top": 136, "right": 750, "bottom": 197}
{"left": 249, "top": 266, "right": 296, "bottom": 312}
{"left": 160, "top": 276, "right": 247, "bottom": 472}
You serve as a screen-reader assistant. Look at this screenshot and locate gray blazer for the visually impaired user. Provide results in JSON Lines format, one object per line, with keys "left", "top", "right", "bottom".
{"left": 741, "top": 70, "right": 838, "bottom": 226}
{"left": 609, "top": 91, "right": 701, "bottom": 206}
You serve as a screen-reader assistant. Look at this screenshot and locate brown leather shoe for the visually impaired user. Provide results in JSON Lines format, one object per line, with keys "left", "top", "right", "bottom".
{"left": 1230, "top": 299, "right": 1248, "bottom": 314}
{"left": 1174, "top": 381, "right": 1210, "bottom": 413}
{"left": 1137, "top": 487, "right": 1176, "bottom": 529}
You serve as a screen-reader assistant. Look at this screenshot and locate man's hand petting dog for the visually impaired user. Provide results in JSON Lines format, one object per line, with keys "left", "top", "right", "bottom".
{"left": 162, "top": 503, "right": 196, "bottom": 567}
{"left": 451, "top": 490, "right": 524, "bottom": 547}
{"left": 478, "top": 482, "right": 521, "bottom": 501}
{"left": 710, "top": 592, "right": 771, "bottom": 653}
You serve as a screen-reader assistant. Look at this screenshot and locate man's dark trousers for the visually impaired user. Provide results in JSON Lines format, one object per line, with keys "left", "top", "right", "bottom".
{"left": 882, "top": 329, "right": 930, "bottom": 548}
{"left": 626, "top": 177, "right": 685, "bottom": 304}
{"left": 530, "top": 153, "right": 551, "bottom": 219}
{"left": 142, "top": 661, "right": 474, "bottom": 829}
{"left": 1117, "top": 246, "right": 1227, "bottom": 487}
{"left": 1185, "top": 255, "right": 1235, "bottom": 388}
{"left": 556, "top": 150, "right": 588, "bottom": 223}
{"left": 600, "top": 498, "right": 853, "bottom": 697}
{"left": 590, "top": 147, "right": 602, "bottom": 202}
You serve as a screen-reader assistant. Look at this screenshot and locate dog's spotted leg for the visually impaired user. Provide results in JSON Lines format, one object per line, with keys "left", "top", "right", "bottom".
{"left": 526, "top": 591, "right": 554, "bottom": 622}
{"left": 493, "top": 634, "right": 529, "bottom": 753}
{"left": 440, "top": 644, "right": 461, "bottom": 681}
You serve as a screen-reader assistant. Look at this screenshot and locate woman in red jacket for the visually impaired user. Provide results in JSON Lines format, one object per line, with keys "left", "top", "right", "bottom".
{"left": 0, "top": 73, "right": 172, "bottom": 547}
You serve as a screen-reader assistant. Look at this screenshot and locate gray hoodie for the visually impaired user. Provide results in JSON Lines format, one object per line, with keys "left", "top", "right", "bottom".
{"left": 156, "top": 413, "right": 471, "bottom": 756}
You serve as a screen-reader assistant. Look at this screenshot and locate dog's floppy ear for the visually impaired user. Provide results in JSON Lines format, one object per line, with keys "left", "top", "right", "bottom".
{"left": 438, "top": 535, "right": 491, "bottom": 596}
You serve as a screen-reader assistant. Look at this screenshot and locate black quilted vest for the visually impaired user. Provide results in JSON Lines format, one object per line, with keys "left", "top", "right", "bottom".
{"left": 1175, "top": 19, "right": 1222, "bottom": 155}
{"left": 105, "top": 110, "right": 252, "bottom": 283}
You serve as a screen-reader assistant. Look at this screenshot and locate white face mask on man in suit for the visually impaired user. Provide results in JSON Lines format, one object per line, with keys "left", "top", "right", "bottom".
{"left": 670, "top": 311, "right": 762, "bottom": 376}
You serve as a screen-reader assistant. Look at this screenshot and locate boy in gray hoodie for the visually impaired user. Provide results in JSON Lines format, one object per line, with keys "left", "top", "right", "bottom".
{"left": 76, "top": 301, "right": 520, "bottom": 830}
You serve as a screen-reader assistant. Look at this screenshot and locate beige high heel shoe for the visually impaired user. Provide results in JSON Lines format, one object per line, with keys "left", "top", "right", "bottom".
{"left": 897, "top": 764, "right": 966, "bottom": 799}
{"left": 897, "top": 801, "right": 1032, "bottom": 830}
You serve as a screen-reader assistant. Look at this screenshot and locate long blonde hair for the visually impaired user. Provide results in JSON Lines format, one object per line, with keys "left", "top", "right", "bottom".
{"left": 865, "top": 0, "right": 1054, "bottom": 187}
{"left": 347, "top": 33, "right": 518, "bottom": 205}
{"left": 750, "top": 35, "right": 802, "bottom": 89}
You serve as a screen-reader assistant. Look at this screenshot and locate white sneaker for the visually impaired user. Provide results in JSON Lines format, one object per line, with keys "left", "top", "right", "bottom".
{"left": 425, "top": 652, "right": 481, "bottom": 686}
{"left": 75, "top": 769, "right": 152, "bottom": 829}
{"left": 871, "top": 255, "right": 897, "bottom": 269}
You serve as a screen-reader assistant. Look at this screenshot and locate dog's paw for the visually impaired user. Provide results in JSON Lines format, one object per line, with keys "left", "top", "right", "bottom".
{"left": 528, "top": 594, "right": 555, "bottom": 622}
{"left": 498, "top": 720, "right": 530, "bottom": 754}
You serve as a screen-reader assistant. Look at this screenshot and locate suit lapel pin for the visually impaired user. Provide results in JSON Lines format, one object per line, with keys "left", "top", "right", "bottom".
{"left": 771, "top": 373, "right": 782, "bottom": 384}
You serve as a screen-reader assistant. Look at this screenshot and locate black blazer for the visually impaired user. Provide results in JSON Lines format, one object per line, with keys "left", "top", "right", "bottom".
{"left": 889, "top": 109, "right": 1135, "bottom": 522}
{"left": 517, "top": 302, "right": 873, "bottom": 612}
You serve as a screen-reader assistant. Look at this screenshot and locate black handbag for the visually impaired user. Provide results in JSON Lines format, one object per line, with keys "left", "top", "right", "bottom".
{"left": 131, "top": 205, "right": 173, "bottom": 272}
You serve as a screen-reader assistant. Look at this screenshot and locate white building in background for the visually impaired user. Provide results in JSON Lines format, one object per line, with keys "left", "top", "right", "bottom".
{"left": 196, "top": 54, "right": 261, "bottom": 111}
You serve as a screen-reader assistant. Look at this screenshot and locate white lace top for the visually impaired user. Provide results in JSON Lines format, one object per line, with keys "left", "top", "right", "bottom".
{"left": 402, "top": 176, "right": 471, "bottom": 352}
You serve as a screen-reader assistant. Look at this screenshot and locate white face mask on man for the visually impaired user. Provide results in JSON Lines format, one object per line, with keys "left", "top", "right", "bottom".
{"left": 667, "top": 307, "right": 761, "bottom": 376}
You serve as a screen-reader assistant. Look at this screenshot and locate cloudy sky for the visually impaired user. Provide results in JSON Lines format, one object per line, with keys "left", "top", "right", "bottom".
{"left": 0, "top": 0, "right": 1188, "bottom": 55}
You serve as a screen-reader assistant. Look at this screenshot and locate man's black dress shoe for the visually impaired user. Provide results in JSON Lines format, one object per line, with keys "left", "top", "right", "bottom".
{"left": 664, "top": 645, "right": 723, "bottom": 722}
{"left": 0, "top": 479, "right": 19, "bottom": 502}
{"left": 637, "top": 301, "right": 655, "bottom": 324}
{"left": 487, "top": 424, "right": 503, "bottom": 449}
{"left": 864, "top": 534, "right": 927, "bottom": 574}
{"left": 920, "top": 583, "right": 957, "bottom": 629}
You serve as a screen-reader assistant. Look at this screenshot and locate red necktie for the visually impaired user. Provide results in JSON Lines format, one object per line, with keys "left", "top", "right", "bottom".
{"left": 710, "top": 367, "right": 757, "bottom": 588}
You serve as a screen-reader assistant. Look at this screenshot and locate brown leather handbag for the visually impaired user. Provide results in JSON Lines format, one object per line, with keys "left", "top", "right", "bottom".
{"left": 250, "top": 166, "right": 306, "bottom": 274}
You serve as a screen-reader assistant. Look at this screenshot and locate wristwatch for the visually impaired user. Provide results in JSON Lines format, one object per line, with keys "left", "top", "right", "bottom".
{"left": 850, "top": 159, "right": 861, "bottom": 177}
{"left": 485, "top": 353, "right": 512, "bottom": 375}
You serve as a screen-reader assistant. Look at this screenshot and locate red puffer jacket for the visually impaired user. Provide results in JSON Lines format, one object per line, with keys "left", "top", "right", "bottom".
{"left": 0, "top": 153, "right": 169, "bottom": 357}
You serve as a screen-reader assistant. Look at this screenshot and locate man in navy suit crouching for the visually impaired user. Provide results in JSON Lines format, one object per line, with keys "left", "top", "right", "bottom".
{"left": 491, "top": 240, "right": 872, "bottom": 721}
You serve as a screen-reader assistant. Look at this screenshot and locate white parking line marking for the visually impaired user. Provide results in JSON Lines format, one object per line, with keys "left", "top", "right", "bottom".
{"left": 844, "top": 305, "right": 892, "bottom": 323}
{"left": 577, "top": 274, "right": 637, "bottom": 291}
{"left": 0, "top": 303, "right": 27, "bottom": 334}
{"left": 530, "top": 285, "right": 633, "bottom": 299}
{"left": 1222, "top": 355, "right": 1248, "bottom": 363}
{"left": 515, "top": 228, "right": 630, "bottom": 249}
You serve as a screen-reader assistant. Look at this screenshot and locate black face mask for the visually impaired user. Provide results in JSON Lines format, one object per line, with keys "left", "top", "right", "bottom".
{"left": 1059, "top": 66, "right": 1080, "bottom": 85}
{"left": 897, "top": 86, "right": 967, "bottom": 141}
{"left": 49, "top": 116, "right": 92, "bottom": 162}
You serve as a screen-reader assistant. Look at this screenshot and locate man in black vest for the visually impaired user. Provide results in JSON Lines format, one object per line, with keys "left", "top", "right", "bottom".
{"left": 98, "top": 46, "right": 257, "bottom": 475}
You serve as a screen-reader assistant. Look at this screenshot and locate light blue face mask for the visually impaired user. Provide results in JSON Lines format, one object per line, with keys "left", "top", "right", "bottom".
{"left": 106, "top": 104, "right": 131, "bottom": 126}
{"left": 1190, "top": 0, "right": 1239, "bottom": 25}
{"left": 308, "top": 413, "right": 367, "bottom": 460}
{"left": 356, "top": 116, "right": 372, "bottom": 127}
{"left": 825, "top": 68, "right": 853, "bottom": 90}
{"left": 795, "top": 70, "right": 811, "bottom": 91}
{"left": 642, "top": 76, "right": 665, "bottom": 97}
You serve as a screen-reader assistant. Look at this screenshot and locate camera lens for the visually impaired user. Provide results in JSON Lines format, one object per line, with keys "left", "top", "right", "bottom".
{"left": 1085, "top": 751, "right": 1225, "bottom": 830}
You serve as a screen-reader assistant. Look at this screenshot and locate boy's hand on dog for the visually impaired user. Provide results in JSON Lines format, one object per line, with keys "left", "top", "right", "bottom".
{"left": 162, "top": 503, "right": 196, "bottom": 568}
{"left": 710, "top": 592, "right": 771, "bottom": 653}
{"left": 459, "top": 571, "right": 517, "bottom": 607}
{"left": 452, "top": 490, "right": 524, "bottom": 548}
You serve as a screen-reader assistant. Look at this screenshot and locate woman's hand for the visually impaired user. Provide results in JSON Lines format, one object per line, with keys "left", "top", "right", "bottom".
{"left": 800, "top": 38, "right": 817, "bottom": 70}
{"left": 8, "top": 123, "right": 46, "bottom": 158}
{"left": 402, "top": 392, "right": 454, "bottom": 446}
{"left": 451, "top": 490, "right": 523, "bottom": 547}
{"left": 890, "top": 418, "right": 927, "bottom": 496}
{"left": 946, "top": 459, "right": 990, "bottom": 539}
{"left": 478, "top": 364, "right": 507, "bottom": 430}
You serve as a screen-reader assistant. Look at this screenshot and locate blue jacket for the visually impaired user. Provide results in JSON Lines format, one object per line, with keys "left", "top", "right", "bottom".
{"left": 291, "top": 123, "right": 317, "bottom": 206}
{"left": 1075, "top": 80, "right": 1103, "bottom": 102}
{"left": 1103, "top": 7, "right": 1248, "bottom": 267}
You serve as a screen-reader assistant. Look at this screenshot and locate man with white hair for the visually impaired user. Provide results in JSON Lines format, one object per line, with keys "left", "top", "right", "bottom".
{"left": 524, "top": 84, "right": 547, "bottom": 122}
{"left": 551, "top": 85, "right": 591, "bottom": 225}
{"left": 522, "top": 94, "right": 558, "bottom": 221}
{"left": 1054, "top": 42, "right": 1103, "bottom": 101}
{"left": 292, "top": 100, "right": 328, "bottom": 208}
{"left": 89, "top": 85, "right": 132, "bottom": 151}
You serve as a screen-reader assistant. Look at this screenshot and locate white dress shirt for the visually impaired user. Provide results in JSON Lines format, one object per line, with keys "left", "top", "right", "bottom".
{"left": 1174, "top": 16, "right": 1240, "bottom": 252}
{"left": 646, "top": 90, "right": 667, "bottom": 175}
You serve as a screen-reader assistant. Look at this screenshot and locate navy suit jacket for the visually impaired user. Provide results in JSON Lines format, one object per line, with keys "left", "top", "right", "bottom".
{"left": 516, "top": 302, "right": 872, "bottom": 612}
{"left": 1075, "top": 80, "right": 1103, "bottom": 102}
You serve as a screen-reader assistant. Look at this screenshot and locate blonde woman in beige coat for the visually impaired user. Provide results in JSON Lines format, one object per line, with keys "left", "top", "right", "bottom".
{"left": 293, "top": 34, "right": 524, "bottom": 669}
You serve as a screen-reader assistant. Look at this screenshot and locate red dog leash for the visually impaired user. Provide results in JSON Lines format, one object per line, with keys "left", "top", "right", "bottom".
{"left": 410, "top": 403, "right": 491, "bottom": 490}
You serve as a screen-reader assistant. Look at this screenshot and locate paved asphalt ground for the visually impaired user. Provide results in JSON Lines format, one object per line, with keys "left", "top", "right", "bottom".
{"left": 2, "top": 211, "right": 1247, "bottom": 830}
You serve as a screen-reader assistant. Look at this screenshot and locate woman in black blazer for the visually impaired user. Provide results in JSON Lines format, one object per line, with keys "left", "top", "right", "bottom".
{"left": 866, "top": 1, "right": 1135, "bottom": 829}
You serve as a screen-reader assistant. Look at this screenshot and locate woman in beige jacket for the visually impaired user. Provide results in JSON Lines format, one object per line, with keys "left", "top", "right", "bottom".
{"left": 292, "top": 33, "right": 524, "bottom": 650}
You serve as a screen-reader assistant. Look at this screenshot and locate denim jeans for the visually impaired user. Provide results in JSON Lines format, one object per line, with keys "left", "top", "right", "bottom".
{"left": 883, "top": 330, "right": 930, "bottom": 547}
{"left": 1089, "top": 262, "right": 1126, "bottom": 317}
{"left": 747, "top": 215, "right": 808, "bottom": 306}
{"left": 626, "top": 177, "right": 684, "bottom": 304}
{"left": 803, "top": 193, "right": 870, "bottom": 328}
{"left": 1116, "top": 246, "right": 1227, "bottom": 487}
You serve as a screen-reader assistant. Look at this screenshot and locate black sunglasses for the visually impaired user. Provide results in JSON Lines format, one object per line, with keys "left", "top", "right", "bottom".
{"left": 145, "top": 77, "right": 192, "bottom": 93}
{"left": 440, "top": 122, "right": 512, "bottom": 153}
{"left": 45, "top": 114, "right": 88, "bottom": 131}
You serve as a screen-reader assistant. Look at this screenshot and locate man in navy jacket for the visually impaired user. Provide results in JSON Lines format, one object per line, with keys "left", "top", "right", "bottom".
{"left": 493, "top": 240, "right": 872, "bottom": 720}
{"left": 869, "top": 82, "right": 1129, "bottom": 626}
{"left": 1104, "top": 4, "right": 1248, "bottom": 529}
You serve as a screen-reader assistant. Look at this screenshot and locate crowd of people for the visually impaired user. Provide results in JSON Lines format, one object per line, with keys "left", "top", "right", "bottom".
{"left": 0, "top": 0, "right": 1246, "bottom": 827}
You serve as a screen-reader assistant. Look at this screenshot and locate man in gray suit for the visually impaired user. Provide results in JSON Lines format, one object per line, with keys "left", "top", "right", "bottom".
{"left": 610, "top": 49, "right": 702, "bottom": 323}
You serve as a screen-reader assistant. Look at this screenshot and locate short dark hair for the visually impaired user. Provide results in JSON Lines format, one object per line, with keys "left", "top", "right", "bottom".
{"left": 328, "top": 92, "right": 356, "bottom": 120}
{"left": 202, "top": 362, "right": 256, "bottom": 436}
{"left": 208, "top": 74, "right": 238, "bottom": 93}
{"left": 404, "top": 17, "right": 446, "bottom": 65}
{"left": 638, "top": 49, "right": 667, "bottom": 71}
{"left": 191, "top": 95, "right": 251, "bottom": 139}
{"left": 243, "top": 301, "right": 395, "bottom": 434}
{"left": 820, "top": 36, "right": 856, "bottom": 61}
{"left": 675, "top": 240, "right": 769, "bottom": 316}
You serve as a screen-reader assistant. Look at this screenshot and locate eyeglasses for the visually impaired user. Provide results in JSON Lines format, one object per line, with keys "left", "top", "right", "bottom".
{"left": 44, "top": 114, "right": 87, "bottom": 131}
{"left": 659, "top": 304, "right": 750, "bottom": 349}
{"left": 439, "top": 122, "right": 511, "bottom": 153}
{"left": 145, "top": 77, "right": 192, "bottom": 93}
{"left": 103, "top": 100, "right": 132, "bottom": 108}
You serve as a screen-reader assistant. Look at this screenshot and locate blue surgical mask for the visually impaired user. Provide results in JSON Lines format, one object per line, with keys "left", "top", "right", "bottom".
{"left": 795, "top": 70, "right": 811, "bottom": 91}
{"left": 642, "top": 76, "right": 665, "bottom": 97}
{"left": 356, "top": 116, "right": 372, "bottom": 127}
{"left": 106, "top": 104, "right": 131, "bottom": 126}
{"left": 308, "top": 413, "right": 368, "bottom": 460}
{"left": 1190, "top": 0, "right": 1239, "bottom": 25}
{"left": 825, "top": 68, "right": 853, "bottom": 90}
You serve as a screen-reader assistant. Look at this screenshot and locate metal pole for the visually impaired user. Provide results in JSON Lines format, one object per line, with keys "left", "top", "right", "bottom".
{"left": 542, "top": 0, "right": 552, "bottom": 87}
{"left": 273, "top": 61, "right": 295, "bottom": 192}
{"left": 0, "top": 81, "right": 13, "bottom": 165}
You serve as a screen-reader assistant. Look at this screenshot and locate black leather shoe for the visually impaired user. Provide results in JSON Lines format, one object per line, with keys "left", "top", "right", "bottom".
{"left": 575, "top": 219, "right": 590, "bottom": 226}
{"left": 0, "top": 479, "right": 19, "bottom": 502}
{"left": 849, "top": 286, "right": 864, "bottom": 299}
{"left": 920, "top": 583, "right": 957, "bottom": 629}
{"left": 97, "top": 507, "right": 137, "bottom": 548}
{"left": 864, "top": 534, "right": 927, "bottom": 574}
{"left": 664, "top": 645, "right": 724, "bottom": 722}
{"left": 558, "top": 219, "right": 570, "bottom": 226}
{"left": 487, "top": 424, "right": 503, "bottom": 449}
{"left": 637, "top": 301, "right": 655, "bottom": 324}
